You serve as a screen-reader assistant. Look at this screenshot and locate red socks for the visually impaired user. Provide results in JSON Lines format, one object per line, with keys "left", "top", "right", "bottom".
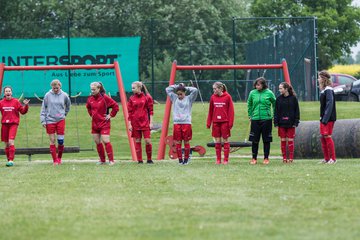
{"left": 135, "top": 142, "right": 142, "bottom": 161}
{"left": 8, "top": 145, "right": 15, "bottom": 161}
{"left": 288, "top": 140, "right": 294, "bottom": 160}
{"left": 280, "top": 140, "right": 294, "bottom": 161}
{"left": 281, "top": 140, "right": 287, "bottom": 160}
{"left": 105, "top": 142, "right": 114, "bottom": 161}
{"left": 184, "top": 143, "right": 190, "bottom": 160}
{"left": 58, "top": 145, "right": 64, "bottom": 160}
{"left": 176, "top": 143, "right": 182, "bottom": 161}
{"left": 146, "top": 144, "right": 152, "bottom": 160}
{"left": 96, "top": 143, "right": 106, "bottom": 162}
{"left": 50, "top": 144, "right": 57, "bottom": 162}
{"left": 5, "top": 147, "right": 10, "bottom": 160}
{"left": 215, "top": 143, "right": 230, "bottom": 164}
{"left": 223, "top": 142, "right": 230, "bottom": 162}
{"left": 135, "top": 142, "right": 151, "bottom": 161}
{"left": 325, "top": 137, "right": 336, "bottom": 160}
{"left": 321, "top": 136, "right": 336, "bottom": 160}
{"left": 176, "top": 143, "right": 190, "bottom": 161}
{"left": 97, "top": 143, "right": 114, "bottom": 162}
{"left": 215, "top": 143, "right": 221, "bottom": 163}
{"left": 320, "top": 137, "right": 330, "bottom": 160}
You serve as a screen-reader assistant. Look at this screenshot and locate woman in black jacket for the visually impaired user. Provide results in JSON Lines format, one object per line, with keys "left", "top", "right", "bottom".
{"left": 318, "top": 70, "right": 337, "bottom": 164}
{"left": 274, "top": 82, "right": 300, "bottom": 163}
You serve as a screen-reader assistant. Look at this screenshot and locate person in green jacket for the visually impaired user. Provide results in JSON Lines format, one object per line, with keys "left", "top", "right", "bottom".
{"left": 247, "top": 77, "right": 276, "bottom": 165}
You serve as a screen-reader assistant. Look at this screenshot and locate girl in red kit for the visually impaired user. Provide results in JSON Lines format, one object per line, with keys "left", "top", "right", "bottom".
{"left": 207, "top": 82, "right": 234, "bottom": 165}
{"left": 0, "top": 86, "right": 30, "bottom": 167}
{"left": 127, "top": 81, "right": 154, "bottom": 164}
{"left": 86, "top": 82, "right": 119, "bottom": 165}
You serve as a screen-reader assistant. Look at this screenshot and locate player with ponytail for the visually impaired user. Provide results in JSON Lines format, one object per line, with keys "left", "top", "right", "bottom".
{"left": 207, "top": 81, "right": 234, "bottom": 165}
{"left": 86, "top": 82, "right": 119, "bottom": 165}
{"left": 127, "top": 81, "right": 154, "bottom": 164}
{"left": 318, "top": 70, "right": 337, "bottom": 164}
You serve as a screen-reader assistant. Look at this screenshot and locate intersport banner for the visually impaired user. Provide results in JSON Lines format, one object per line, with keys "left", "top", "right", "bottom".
{"left": 0, "top": 37, "right": 140, "bottom": 97}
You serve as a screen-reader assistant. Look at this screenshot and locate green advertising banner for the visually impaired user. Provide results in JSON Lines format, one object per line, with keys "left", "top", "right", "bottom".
{"left": 0, "top": 37, "right": 140, "bottom": 97}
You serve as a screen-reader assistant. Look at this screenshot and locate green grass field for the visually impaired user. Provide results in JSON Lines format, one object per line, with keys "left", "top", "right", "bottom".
{"left": 0, "top": 101, "right": 359, "bottom": 239}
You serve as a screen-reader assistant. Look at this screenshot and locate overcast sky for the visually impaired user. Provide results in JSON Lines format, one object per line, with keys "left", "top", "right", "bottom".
{"left": 351, "top": 0, "right": 360, "bottom": 57}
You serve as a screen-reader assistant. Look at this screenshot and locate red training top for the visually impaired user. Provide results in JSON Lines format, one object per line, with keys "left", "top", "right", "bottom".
{"left": 86, "top": 93, "right": 119, "bottom": 128}
{"left": 0, "top": 98, "right": 29, "bottom": 125}
{"left": 127, "top": 92, "right": 154, "bottom": 130}
{"left": 206, "top": 91, "right": 234, "bottom": 129}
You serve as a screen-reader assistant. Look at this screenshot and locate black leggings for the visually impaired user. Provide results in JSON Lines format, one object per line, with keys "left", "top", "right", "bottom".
{"left": 252, "top": 141, "right": 270, "bottom": 159}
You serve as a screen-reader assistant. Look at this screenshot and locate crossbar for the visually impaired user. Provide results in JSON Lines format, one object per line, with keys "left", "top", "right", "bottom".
{"left": 176, "top": 64, "right": 283, "bottom": 70}
{"left": 4, "top": 64, "right": 115, "bottom": 71}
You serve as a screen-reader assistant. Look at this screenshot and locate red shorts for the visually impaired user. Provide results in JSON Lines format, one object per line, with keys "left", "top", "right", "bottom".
{"left": 92, "top": 127, "right": 111, "bottom": 135}
{"left": 46, "top": 119, "right": 65, "bottom": 135}
{"left": 92, "top": 121, "right": 111, "bottom": 135}
{"left": 1, "top": 124, "right": 18, "bottom": 142}
{"left": 278, "top": 127, "right": 296, "bottom": 138}
{"left": 212, "top": 122, "right": 231, "bottom": 139}
{"left": 320, "top": 121, "right": 335, "bottom": 135}
{"left": 173, "top": 124, "right": 192, "bottom": 141}
{"left": 132, "top": 128, "right": 151, "bottom": 139}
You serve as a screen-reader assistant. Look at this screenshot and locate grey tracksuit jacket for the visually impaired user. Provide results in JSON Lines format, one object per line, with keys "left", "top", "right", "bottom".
{"left": 40, "top": 90, "right": 71, "bottom": 125}
{"left": 166, "top": 85, "right": 198, "bottom": 124}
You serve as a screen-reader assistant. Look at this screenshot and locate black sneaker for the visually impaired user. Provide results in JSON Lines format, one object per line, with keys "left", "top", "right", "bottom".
{"left": 178, "top": 159, "right": 183, "bottom": 164}
{"left": 147, "top": 160, "right": 154, "bottom": 164}
{"left": 182, "top": 159, "right": 189, "bottom": 165}
{"left": 138, "top": 160, "right": 144, "bottom": 164}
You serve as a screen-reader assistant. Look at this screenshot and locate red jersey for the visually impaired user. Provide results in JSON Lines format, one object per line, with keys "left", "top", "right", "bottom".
{"left": 86, "top": 93, "right": 119, "bottom": 128}
{"left": 0, "top": 98, "right": 29, "bottom": 125}
{"left": 207, "top": 91, "right": 234, "bottom": 129}
{"left": 127, "top": 92, "right": 154, "bottom": 130}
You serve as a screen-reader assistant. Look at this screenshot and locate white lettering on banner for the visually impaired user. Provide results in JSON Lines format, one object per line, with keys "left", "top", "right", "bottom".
{"left": 0, "top": 54, "right": 119, "bottom": 66}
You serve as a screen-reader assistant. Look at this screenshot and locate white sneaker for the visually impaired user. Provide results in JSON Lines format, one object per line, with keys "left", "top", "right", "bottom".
{"left": 327, "top": 159, "right": 337, "bottom": 164}
{"left": 318, "top": 159, "right": 328, "bottom": 164}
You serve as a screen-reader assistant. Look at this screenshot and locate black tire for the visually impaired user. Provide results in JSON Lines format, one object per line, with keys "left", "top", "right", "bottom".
{"left": 348, "top": 93, "right": 359, "bottom": 102}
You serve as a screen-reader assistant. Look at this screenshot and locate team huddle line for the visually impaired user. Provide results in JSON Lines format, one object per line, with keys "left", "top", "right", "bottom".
{"left": 0, "top": 70, "right": 336, "bottom": 166}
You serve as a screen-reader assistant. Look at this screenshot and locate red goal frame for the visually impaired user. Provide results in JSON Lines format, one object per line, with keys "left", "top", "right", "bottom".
{"left": 0, "top": 62, "right": 137, "bottom": 160}
{"left": 157, "top": 59, "right": 291, "bottom": 160}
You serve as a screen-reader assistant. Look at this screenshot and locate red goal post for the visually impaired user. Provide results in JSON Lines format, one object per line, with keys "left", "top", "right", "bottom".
{"left": 0, "top": 62, "right": 137, "bottom": 160}
{"left": 157, "top": 59, "right": 291, "bottom": 160}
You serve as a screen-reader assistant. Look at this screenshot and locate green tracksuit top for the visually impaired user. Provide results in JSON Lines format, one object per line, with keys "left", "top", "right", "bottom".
{"left": 247, "top": 88, "right": 276, "bottom": 120}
